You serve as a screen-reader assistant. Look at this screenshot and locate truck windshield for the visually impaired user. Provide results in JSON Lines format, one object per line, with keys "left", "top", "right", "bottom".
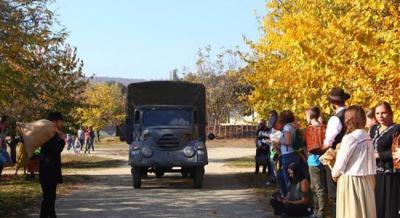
{"left": 143, "top": 108, "right": 193, "bottom": 126}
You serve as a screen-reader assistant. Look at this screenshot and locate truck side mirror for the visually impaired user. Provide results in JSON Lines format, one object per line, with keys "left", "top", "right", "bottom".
{"left": 207, "top": 133, "right": 216, "bottom": 140}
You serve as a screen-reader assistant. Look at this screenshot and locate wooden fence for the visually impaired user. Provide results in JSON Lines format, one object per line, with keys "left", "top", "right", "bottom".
{"left": 206, "top": 125, "right": 258, "bottom": 139}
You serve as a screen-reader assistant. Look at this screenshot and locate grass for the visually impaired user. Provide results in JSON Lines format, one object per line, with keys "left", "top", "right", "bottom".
{"left": 206, "top": 138, "right": 254, "bottom": 148}
{"left": 223, "top": 156, "right": 255, "bottom": 168}
{"left": 62, "top": 154, "right": 124, "bottom": 169}
{"left": 0, "top": 175, "right": 42, "bottom": 217}
{"left": 94, "top": 137, "right": 127, "bottom": 149}
{"left": 0, "top": 173, "right": 93, "bottom": 218}
{"left": 0, "top": 150, "right": 119, "bottom": 218}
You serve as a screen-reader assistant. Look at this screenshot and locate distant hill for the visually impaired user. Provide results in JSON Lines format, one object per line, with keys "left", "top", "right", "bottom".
{"left": 90, "top": 77, "right": 145, "bottom": 86}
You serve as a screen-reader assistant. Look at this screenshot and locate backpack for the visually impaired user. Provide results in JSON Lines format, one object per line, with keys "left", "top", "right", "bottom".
{"left": 305, "top": 124, "right": 327, "bottom": 153}
{"left": 293, "top": 127, "right": 306, "bottom": 151}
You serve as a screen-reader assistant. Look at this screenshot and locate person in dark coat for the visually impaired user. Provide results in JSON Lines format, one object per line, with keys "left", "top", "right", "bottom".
{"left": 39, "top": 112, "right": 66, "bottom": 218}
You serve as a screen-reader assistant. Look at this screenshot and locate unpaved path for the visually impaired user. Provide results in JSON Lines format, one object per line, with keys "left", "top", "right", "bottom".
{"left": 30, "top": 146, "right": 272, "bottom": 218}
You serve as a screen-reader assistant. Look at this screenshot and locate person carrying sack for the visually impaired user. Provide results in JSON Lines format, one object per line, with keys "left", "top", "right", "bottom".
{"left": 39, "top": 112, "right": 66, "bottom": 218}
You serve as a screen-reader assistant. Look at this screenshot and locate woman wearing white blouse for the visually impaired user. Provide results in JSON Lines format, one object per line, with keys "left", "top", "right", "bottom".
{"left": 332, "top": 105, "right": 377, "bottom": 218}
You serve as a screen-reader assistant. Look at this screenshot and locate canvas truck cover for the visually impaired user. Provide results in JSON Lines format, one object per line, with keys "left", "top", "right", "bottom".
{"left": 126, "top": 81, "right": 206, "bottom": 143}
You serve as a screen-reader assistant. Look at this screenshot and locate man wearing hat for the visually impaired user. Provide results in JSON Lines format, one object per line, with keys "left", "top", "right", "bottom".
{"left": 321, "top": 87, "right": 351, "bottom": 218}
{"left": 39, "top": 112, "right": 66, "bottom": 218}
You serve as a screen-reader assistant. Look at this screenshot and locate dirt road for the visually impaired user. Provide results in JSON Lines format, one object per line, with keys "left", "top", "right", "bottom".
{"left": 30, "top": 147, "right": 273, "bottom": 218}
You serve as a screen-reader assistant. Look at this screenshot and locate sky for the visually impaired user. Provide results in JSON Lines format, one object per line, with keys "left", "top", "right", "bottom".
{"left": 54, "top": 0, "right": 267, "bottom": 80}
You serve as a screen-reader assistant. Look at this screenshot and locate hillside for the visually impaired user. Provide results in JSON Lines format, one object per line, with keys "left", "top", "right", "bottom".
{"left": 90, "top": 77, "right": 145, "bottom": 86}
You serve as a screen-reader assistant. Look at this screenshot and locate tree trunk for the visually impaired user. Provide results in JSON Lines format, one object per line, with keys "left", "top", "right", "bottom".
{"left": 97, "top": 130, "right": 101, "bottom": 142}
{"left": 213, "top": 117, "right": 219, "bottom": 134}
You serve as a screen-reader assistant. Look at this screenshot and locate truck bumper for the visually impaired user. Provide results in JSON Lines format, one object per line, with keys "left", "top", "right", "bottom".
{"left": 129, "top": 149, "right": 208, "bottom": 168}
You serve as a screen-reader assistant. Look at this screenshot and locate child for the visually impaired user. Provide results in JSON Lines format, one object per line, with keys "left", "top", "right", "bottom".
{"left": 73, "top": 137, "right": 81, "bottom": 154}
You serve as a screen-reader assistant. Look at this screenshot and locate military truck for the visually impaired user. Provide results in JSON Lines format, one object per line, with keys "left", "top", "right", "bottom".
{"left": 123, "top": 81, "right": 208, "bottom": 189}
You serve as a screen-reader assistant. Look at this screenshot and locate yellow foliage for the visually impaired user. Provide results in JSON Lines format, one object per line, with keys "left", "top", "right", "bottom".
{"left": 246, "top": 0, "right": 400, "bottom": 121}
{"left": 75, "top": 83, "right": 125, "bottom": 130}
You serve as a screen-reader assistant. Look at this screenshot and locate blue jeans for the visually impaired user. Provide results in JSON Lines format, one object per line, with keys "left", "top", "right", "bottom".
{"left": 281, "top": 152, "right": 300, "bottom": 196}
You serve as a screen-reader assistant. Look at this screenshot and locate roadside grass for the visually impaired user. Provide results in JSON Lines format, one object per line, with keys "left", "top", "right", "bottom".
{"left": 223, "top": 156, "right": 255, "bottom": 168}
{"left": 92, "top": 137, "right": 128, "bottom": 156}
{"left": 61, "top": 154, "right": 126, "bottom": 174}
{"left": 95, "top": 137, "right": 126, "bottom": 149}
{"left": 0, "top": 175, "right": 41, "bottom": 218}
{"left": 0, "top": 173, "right": 92, "bottom": 218}
{"left": 0, "top": 150, "right": 118, "bottom": 217}
{"left": 206, "top": 138, "right": 254, "bottom": 148}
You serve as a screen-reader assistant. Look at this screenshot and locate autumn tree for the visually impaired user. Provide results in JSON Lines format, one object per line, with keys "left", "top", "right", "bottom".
{"left": 246, "top": 0, "right": 400, "bottom": 120}
{"left": 183, "top": 47, "right": 251, "bottom": 131}
{"left": 0, "top": 0, "right": 87, "bottom": 122}
{"left": 75, "top": 83, "right": 126, "bottom": 141}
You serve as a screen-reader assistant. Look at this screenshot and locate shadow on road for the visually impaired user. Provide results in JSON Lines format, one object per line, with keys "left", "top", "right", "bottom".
{"left": 62, "top": 159, "right": 126, "bottom": 169}
{"left": 29, "top": 172, "right": 270, "bottom": 218}
{"left": 61, "top": 171, "right": 261, "bottom": 191}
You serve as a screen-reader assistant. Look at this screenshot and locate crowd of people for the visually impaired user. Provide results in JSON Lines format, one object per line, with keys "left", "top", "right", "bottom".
{"left": 66, "top": 126, "right": 96, "bottom": 154}
{"left": 255, "top": 87, "right": 400, "bottom": 218}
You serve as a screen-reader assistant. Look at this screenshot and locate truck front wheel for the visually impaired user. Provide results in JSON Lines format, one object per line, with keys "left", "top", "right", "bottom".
{"left": 155, "top": 171, "right": 165, "bottom": 178}
{"left": 193, "top": 166, "right": 205, "bottom": 189}
{"left": 133, "top": 167, "right": 142, "bottom": 189}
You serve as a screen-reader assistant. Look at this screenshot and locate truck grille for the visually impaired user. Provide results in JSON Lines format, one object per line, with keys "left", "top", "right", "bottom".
{"left": 157, "top": 134, "right": 180, "bottom": 149}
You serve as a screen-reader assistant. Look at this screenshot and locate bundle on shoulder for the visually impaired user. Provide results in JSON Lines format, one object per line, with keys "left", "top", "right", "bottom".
{"left": 16, "top": 119, "right": 57, "bottom": 158}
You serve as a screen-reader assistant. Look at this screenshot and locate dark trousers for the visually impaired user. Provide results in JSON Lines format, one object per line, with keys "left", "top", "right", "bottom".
{"left": 79, "top": 139, "right": 84, "bottom": 150}
{"left": 8, "top": 140, "right": 17, "bottom": 163}
{"left": 255, "top": 145, "right": 273, "bottom": 175}
{"left": 324, "top": 165, "right": 336, "bottom": 218}
{"left": 309, "top": 165, "right": 327, "bottom": 218}
{"left": 84, "top": 139, "right": 92, "bottom": 154}
{"left": 40, "top": 181, "right": 57, "bottom": 218}
{"left": 91, "top": 138, "right": 95, "bottom": 151}
{"left": 255, "top": 147, "right": 267, "bottom": 173}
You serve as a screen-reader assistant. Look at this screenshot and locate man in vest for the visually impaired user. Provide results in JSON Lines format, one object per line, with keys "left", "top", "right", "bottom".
{"left": 322, "top": 87, "right": 350, "bottom": 218}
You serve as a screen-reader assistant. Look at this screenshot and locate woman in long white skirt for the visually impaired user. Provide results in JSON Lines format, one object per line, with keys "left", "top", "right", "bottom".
{"left": 332, "top": 105, "right": 377, "bottom": 218}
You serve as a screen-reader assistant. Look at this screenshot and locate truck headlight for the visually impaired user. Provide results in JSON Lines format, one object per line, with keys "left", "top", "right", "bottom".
{"left": 196, "top": 142, "right": 206, "bottom": 150}
{"left": 142, "top": 146, "right": 153, "bottom": 158}
{"left": 183, "top": 146, "right": 195, "bottom": 157}
{"left": 130, "top": 143, "right": 140, "bottom": 151}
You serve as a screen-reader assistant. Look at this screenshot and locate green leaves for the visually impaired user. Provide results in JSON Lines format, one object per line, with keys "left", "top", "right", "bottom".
{"left": 0, "top": 0, "right": 88, "bottom": 122}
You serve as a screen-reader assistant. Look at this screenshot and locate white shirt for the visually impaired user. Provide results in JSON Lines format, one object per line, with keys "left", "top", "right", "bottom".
{"left": 332, "top": 129, "right": 377, "bottom": 177}
{"left": 324, "top": 107, "right": 346, "bottom": 147}
{"left": 78, "top": 129, "right": 84, "bottom": 139}
{"left": 280, "top": 124, "right": 295, "bottom": 155}
{"left": 269, "top": 128, "right": 281, "bottom": 142}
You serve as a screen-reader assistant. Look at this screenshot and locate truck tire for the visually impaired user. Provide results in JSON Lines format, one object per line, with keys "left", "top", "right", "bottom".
{"left": 155, "top": 171, "right": 165, "bottom": 178}
{"left": 181, "top": 171, "right": 189, "bottom": 178}
{"left": 133, "top": 167, "right": 142, "bottom": 189}
{"left": 181, "top": 168, "right": 189, "bottom": 178}
{"left": 193, "top": 166, "right": 205, "bottom": 189}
